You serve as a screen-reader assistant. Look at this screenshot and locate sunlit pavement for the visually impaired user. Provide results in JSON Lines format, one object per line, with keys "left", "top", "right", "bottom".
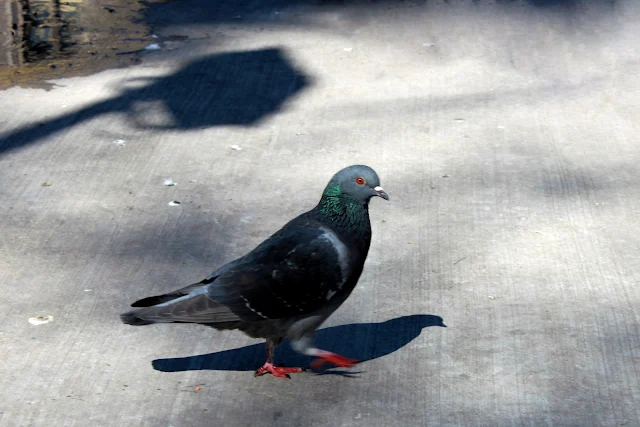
{"left": 1, "top": 1, "right": 639, "bottom": 426}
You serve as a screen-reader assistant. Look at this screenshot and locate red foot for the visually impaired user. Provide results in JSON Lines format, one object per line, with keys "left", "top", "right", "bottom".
{"left": 255, "top": 362, "right": 303, "bottom": 379}
{"left": 310, "top": 351, "right": 359, "bottom": 369}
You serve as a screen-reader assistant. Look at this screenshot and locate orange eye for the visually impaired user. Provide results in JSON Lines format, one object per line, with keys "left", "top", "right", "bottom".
{"left": 355, "top": 177, "right": 366, "bottom": 185}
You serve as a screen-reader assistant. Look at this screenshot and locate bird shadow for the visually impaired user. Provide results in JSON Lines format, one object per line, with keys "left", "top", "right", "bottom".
{"left": 152, "top": 314, "right": 445, "bottom": 373}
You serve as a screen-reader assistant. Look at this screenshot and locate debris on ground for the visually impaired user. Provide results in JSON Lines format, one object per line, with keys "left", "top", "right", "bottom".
{"left": 453, "top": 257, "right": 467, "bottom": 265}
{"left": 113, "top": 139, "right": 126, "bottom": 146}
{"left": 163, "top": 178, "right": 177, "bottom": 186}
{"left": 230, "top": 145, "right": 242, "bottom": 151}
{"left": 144, "top": 43, "right": 161, "bottom": 51}
{"left": 168, "top": 201, "right": 181, "bottom": 206}
{"left": 240, "top": 215, "right": 254, "bottom": 223}
{"left": 29, "top": 315, "right": 54, "bottom": 325}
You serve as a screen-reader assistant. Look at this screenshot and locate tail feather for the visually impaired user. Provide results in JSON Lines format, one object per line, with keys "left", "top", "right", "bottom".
{"left": 131, "top": 294, "right": 180, "bottom": 307}
{"left": 131, "top": 281, "right": 210, "bottom": 307}
{"left": 120, "top": 285, "right": 242, "bottom": 327}
{"left": 120, "top": 311, "right": 156, "bottom": 326}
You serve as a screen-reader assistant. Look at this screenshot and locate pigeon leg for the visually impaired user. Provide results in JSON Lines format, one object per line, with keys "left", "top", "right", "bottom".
{"left": 255, "top": 338, "right": 303, "bottom": 378}
{"left": 291, "top": 338, "right": 359, "bottom": 369}
{"left": 309, "top": 349, "right": 359, "bottom": 369}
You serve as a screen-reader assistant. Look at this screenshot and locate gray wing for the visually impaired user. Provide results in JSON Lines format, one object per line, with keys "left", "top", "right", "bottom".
{"left": 121, "top": 225, "right": 350, "bottom": 325}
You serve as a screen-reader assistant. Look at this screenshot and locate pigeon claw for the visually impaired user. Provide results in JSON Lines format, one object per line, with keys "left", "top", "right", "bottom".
{"left": 310, "top": 352, "right": 359, "bottom": 370}
{"left": 255, "top": 362, "right": 304, "bottom": 379}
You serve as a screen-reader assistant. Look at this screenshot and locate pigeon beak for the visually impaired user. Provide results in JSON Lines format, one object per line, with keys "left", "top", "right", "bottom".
{"left": 373, "top": 186, "right": 389, "bottom": 200}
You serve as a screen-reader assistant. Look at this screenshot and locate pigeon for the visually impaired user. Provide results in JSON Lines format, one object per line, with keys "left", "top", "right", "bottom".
{"left": 120, "top": 165, "right": 389, "bottom": 378}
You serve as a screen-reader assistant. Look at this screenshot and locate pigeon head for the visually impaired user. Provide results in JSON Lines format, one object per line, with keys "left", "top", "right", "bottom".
{"left": 323, "top": 165, "right": 389, "bottom": 203}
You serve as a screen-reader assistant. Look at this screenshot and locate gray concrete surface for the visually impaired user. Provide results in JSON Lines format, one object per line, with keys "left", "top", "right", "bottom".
{"left": 1, "top": 0, "right": 640, "bottom": 426}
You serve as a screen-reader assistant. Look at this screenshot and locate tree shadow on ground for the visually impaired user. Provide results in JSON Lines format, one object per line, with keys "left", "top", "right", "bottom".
{"left": 0, "top": 47, "right": 310, "bottom": 156}
{"left": 152, "top": 314, "right": 445, "bottom": 373}
{"left": 144, "top": 0, "right": 617, "bottom": 29}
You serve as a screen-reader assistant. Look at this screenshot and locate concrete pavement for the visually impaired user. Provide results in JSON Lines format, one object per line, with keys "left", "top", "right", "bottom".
{"left": 1, "top": 0, "right": 639, "bottom": 426}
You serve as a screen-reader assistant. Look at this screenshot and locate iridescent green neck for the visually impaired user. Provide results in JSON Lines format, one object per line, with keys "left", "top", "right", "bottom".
{"left": 317, "top": 183, "right": 369, "bottom": 229}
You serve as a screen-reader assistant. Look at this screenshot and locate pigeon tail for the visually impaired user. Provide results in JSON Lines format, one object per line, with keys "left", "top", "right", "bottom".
{"left": 120, "top": 288, "right": 243, "bottom": 326}
{"left": 120, "top": 311, "right": 156, "bottom": 326}
{"left": 131, "top": 281, "right": 209, "bottom": 307}
{"left": 131, "top": 294, "right": 179, "bottom": 307}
